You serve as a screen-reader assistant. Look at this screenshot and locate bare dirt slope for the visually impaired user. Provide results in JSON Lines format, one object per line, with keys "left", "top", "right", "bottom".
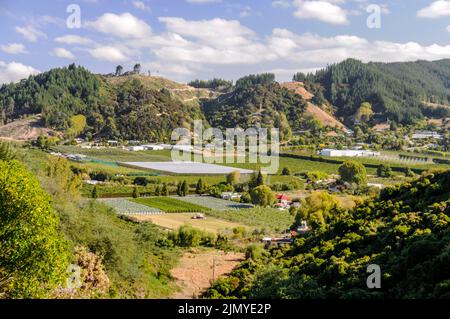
{"left": 306, "top": 102, "right": 346, "bottom": 130}
{"left": 281, "top": 82, "right": 347, "bottom": 130}
{"left": 171, "top": 249, "right": 244, "bottom": 299}
{"left": 0, "top": 116, "right": 60, "bottom": 142}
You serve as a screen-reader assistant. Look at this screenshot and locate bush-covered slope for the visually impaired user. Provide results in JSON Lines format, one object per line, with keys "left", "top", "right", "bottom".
{"left": 0, "top": 64, "right": 206, "bottom": 141}
{"left": 203, "top": 74, "right": 307, "bottom": 141}
{"left": 297, "top": 59, "right": 450, "bottom": 124}
{"left": 205, "top": 170, "right": 450, "bottom": 299}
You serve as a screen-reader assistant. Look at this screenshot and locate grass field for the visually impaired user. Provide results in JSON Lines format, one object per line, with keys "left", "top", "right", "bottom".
{"left": 130, "top": 213, "right": 246, "bottom": 233}
{"left": 206, "top": 207, "right": 295, "bottom": 234}
{"left": 132, "top": 197, "right": 211, "bottom": 213}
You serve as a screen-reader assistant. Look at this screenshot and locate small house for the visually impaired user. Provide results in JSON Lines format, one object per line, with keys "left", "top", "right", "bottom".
{"left": 276, "top": 194, "right": 292, "bottom": 209}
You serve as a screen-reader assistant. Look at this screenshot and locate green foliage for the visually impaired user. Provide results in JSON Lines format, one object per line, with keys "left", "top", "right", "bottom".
{"left": 250, "top": 185, "right": 276, "bottom": 207}
{"left": 196, "top": 178, "right": 206, "bottom": 194}
{"left": 67, "top": 114, "right": 87, "bottom": 137}
{"left": 203, "top": 79, "right": 307, "bottom": 141}
{"left": 206, "top": 170, "right": 450, "bottom": 299}
{"left": 377, "top": 164, "right": 393, "bottom": 178}
{"left": 91, "top": 185, "right": 98, "bottom": 199}
{"left": 207, "top": 207, "right": 294, "bottom": 233}
{"left": 281, "top": 167, "right": 291, "bottom": 176}
{"left": 339, "top": 160, "right": 368, "bottom": 185}
{"left": 226, "top": 171, "right": 241, "bottom": 185}
{"left": 0, "top": 65, "right": 205, "bottom": 141}
{"left": 355, "top": 102, "right": 374, "bottom": 123}
{"left": 0, "top": 160, "right": 69, "bottom": 298}
{"left": 59, "top": 200, "right": 178, "bottom": 298}
{"left": 310, "top": 58, "right": 450, "bottom": 124}
{"left": 245, "top": 244, "right": 265, "bottom": 261}
{"left": 188, "top": 78, "right": 232, "bottom": 91}
{"left": 295, "top": 191, "right": 342, "bottom": 228}
{"left": 168, "top": 225, "right": 216, "bottom": 248}
{"left": 132, "top": 186, "right": 139, "bottom": 199}
{"left": 0, "top": 141, "right": 16, "bottom": 161}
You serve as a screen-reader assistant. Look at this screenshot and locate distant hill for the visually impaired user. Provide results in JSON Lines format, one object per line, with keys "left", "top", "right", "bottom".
{"left": 295, "top": 59, "right": 450, "bottom": 125}
{"left": 202, "top": 74, "right": 308, "bottom": 141}
{"left": 0, "top": 64, "right": 208, "bottom": 141}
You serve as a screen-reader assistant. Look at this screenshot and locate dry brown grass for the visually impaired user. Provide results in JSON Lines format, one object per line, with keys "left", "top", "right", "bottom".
{"left": 170, "top": 248, "right": 244, "bottom": 299}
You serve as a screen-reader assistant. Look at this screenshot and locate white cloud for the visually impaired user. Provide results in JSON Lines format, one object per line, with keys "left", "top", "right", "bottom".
{"left": 447, "top": 25, "right": 450, "bottom": 32}
{"left": 0, "top": 61, "right": 40, "bottom": 84}
{"left": 417, "top": 0, "right": 450, "bottom": 18}
{"left": 15, "top": 25, "right": 46, "bottom": 42}
{"left": 266, "top": 28, "right": 450, "bottom": 66}
{"left": 132, "top": 1, "right": 151, "bottom": 12}
{"left": 292, "top": 0, "right": 349, "bottom": 25}
{"left": 54, "top": 35, "right": 93, "bottom": 45}
{"left": 86, "top": 12, "right": 152, "bottom": 39}
{"left": 1, "top": 43, "right": 28, "bottom": 54}
{"left": 88, "top": 46, "right": 129, "bottom": 62}
{"left": 52, "top": 48, "right": 75, "bottom": 59}
{"left": 154, "top": 17, "right": 275, "bottom": 65}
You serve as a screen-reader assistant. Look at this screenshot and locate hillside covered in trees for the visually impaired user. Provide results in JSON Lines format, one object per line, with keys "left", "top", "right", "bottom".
{"left": 294, "top": 59, "right": 450, "bottom": 125}
{"left": 205, "top": 170, "right": 450, "bottom": 299}
{"left": 0, "top": 64, "right": 205, "bottom": 141}
{"left": 202, "top": 74, "right": 308, "bottom": 141}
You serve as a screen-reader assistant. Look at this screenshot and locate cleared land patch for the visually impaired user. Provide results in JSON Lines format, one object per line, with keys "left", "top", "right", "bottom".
{"left": 171, "top": 249, "right": 244, "bottom": 299}
{"left": 131, "top": 213, "right": 245, "bottom": 234}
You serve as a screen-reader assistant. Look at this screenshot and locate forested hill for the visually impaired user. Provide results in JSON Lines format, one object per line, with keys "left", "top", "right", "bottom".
{"left": 202, "top": 74, "right": 308, "bottom": 141}
{"left": 294, "top": 59, "right": 450, "bottom": 124}
{"left": 0, "top": 64, "right": 206, "bottom": 141}
{"left": 205, "top": 170, "right": 450, "bottom": 299}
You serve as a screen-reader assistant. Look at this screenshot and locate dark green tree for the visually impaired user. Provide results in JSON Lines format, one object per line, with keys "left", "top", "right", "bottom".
{"left": 339, "top": 160, "right": 367, "bottom": 185}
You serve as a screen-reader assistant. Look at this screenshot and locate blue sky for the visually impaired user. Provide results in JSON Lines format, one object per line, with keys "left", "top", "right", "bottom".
{"left": 1, "top": 0, "right": 450, "bottom": 84}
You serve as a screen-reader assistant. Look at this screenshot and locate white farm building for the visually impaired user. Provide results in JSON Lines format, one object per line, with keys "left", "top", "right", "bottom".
{"left": 320, "top": 149, "right": 380, "bottom": 157}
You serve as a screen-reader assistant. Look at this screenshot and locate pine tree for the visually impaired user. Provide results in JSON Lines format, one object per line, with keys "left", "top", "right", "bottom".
{"left": 91, "top": 185, "right": 98, "bottom": 199}
{"left": 162, "top": 183, "right": 169, "bottom": 196}
{"left": 177, "top": 182, "right": 182, "bottom": 197}
{"left": 181, "top": 180, "right": 189, "bottom": 197}
{"left": 196, "top": 178, "right": 204, "bottom": 194}
{"left": 155, "top": 186, "right": 162, "bottom": 196}
{"left": 132, "top": 186, "right": 139, "bottom": 199}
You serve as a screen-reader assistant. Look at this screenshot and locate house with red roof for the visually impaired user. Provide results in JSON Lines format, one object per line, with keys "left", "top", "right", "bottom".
{"left": 276, "top": 193, "right": 292, "bottom": 209}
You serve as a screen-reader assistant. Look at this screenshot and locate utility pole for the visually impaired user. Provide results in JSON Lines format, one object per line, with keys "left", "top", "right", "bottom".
{"left": 212, "top": 256, "right": 216, "bottom": 282}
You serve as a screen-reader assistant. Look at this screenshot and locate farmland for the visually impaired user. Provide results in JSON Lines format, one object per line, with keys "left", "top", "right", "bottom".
{"left": 132, "top": 197, "right": 211, "bottom": 213}
{"left": 99, "top": 198, "right": 163, "bottom": 214}
{"left": 130, "top": 213, "right": 246, "bottom": 234}
{"left": 175, "top": 196, "right": 253, "bottom": 210}
{"left": 206, "top": 207, "right": 296, "bottom": 234}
